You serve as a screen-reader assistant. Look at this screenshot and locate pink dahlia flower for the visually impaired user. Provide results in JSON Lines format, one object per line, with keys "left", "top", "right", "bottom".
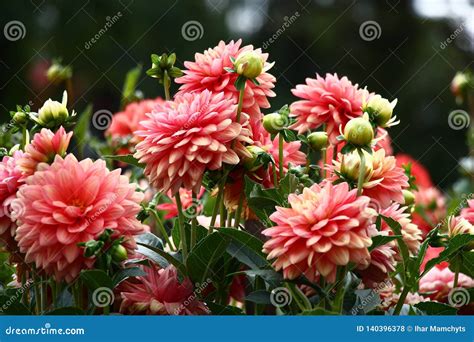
{"left": 118, "top": 263, "right": 209, "bottom": 315}
{"left": 262, "top": 182, "right": 375, "bottom": 282}
{"left": 15, "top": 154, "right": 148, "bottom": 282}
{"left": 460, "top": 199, "right": 474, "bottom": 225}
{"left": 134, "top": 90, "right": 253, "bottom": 194}
{"left": 412, "top": 186, "right": 446, "bottom": 237}
{"left": 18, "top": 126, "right": 72, "bottom": 176}
{"left": 157, "top": 187, "right": 205, "bottom": 220}
{"left": 106, "top": 98, "right": 165, "bottom": 150}
{"left": 176, "top": 40, "right": 276, "bottom": 121}
{"left": 290, "top": 73, "right": 370, "bottom": 143}
{"left": 448, "top": 215, "right": 474, "bottom": 236}
{"left": 0, "top": 151, "right": 24, "bottom": 235}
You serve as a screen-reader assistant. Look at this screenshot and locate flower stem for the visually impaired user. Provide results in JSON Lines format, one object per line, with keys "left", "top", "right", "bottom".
{"left": 209, "top": 181, "right": 224, "bottom": 234}
{"left": 278, "top": 133, "right": 284, "bottom": 178}
{"left": 150, "top": 209, "right": 175, "bottom": 251}
{"left": 234, "top": 191, "right": 245, "bottom": 228}
{"left": 332, "top": 266, "right": 348, "bottom": 313}
{"left": 356, "top": 148, "right": 366, "bottom": 196}
{"left": 453, "top": 263, "right": 460, "bottom": 288}
{"left": 175, "top": 193, "right": 188, "bottom": 261}
{"left": 20, "top": 125, "right": 27, "bottom": 149}
{"left": 190, "top": 191, "right": 197, "bottom": 249}
{"left": 235, "top": 86, "right": 245, "bottom": 124}
{"left": 393, "top": 286, "right": 410, "bottom": 315}
{"left": 163, "top": 71, "right": 171, "bottom": 101}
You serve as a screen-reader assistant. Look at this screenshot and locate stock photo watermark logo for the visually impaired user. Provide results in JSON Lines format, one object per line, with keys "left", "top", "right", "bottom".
{"left": 3, "top": 20, "right": 26, "bottom": 41}
{"left": 270, "top": 287, "right": 292, "bottom": 308}
{"left": 261, "top": 11, "right": 300, "bottom": 50}
{"left": 448, "top": 109, "right": 470, "bottom": 130}
{"left": 92, "top": 287, "right": 115, "bottom": 307}
{"left": 5, "top": 323, "right": 85, "bottom": 336}
{"left": 92, "top": 109, "right": 113, "bottom": 130}
{"left": 183, "top": 198, "right": 202, "bottom": 219}
{"left": 173, "top": 278, "right": 211, "bottom": 314}
{"left": 181, "top": 20, "right": 204, "bottom": 41}
{"left": 448, "top": 287, "right": 470, "bottom": 308}
{"left": 351, "top": 279, "right": 393, "bottom": 315}
{"left": 84, "top": 11, "right": 123, "bottom": 50}
{"left": 359, "top": 21, "right": 381, "bottom": 42}
{"left": 0, "top": 279, "right": 33, "bottom": 314}
{"left": 440, "top": 24, "right": 464, "bottom": 50}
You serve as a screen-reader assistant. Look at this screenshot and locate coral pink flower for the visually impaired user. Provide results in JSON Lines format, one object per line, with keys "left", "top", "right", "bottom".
{"left": 106, "top": 98, "right": 165, "bottom": 150}
{"left": 379, "top": 284, "right": 427, "bottom": 310}
{"left": 448, "top": 215, "right": 474, "bottom": 236}
{"left": 176, "top": 40, "right": 276, "bottom": 121}
{"left": 359, "top": 243, "right": 397, "bottom": 287}
{"left": 157, "top": 187, "right": 205, "bottom": 220}
{"left": 134, "top": 90, "right": 253, "bottom": 194}
{"left": 290, "top": 73, "right": 369, "bottom": 143}
{"left": 118, "top": 263, "right": 209, "bottom": 315}
{"left": 419, "top": 248, "right": 474, "bottom": 302}
{"left": 460, "top": 199, "right": 474, "bottom": 225}
{"left": 395, "top": 154, "right": 433, "bottom": 189}
{"left": 18, "top": 126, "right": 72, "bottom": 176}
{"left": 15, "top": 154, "right": 148, "bottom": 282}
{"left": 0, "top": 151, "right": 24, "bottom": 235}
{"left": 412, "top": 186, "right": 446, "bottom": 237}
{"left": 262, "top": 182, "right": 375, "bottom": 282}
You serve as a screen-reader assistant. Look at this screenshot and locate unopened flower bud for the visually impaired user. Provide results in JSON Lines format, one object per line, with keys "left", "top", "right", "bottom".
{"left": 343, "top": 116, "right": 374, "bottom": 147}
{"left": 402, "top": 189, "right": 415, "bottom": 206}
{"left": 307, "top": 131, "right": 328, "bottom": 150}
{"left": 244, "top": 145, "right": 266, "bottom": 171}
{"left": 263, "top": 113, "right": 287, "bottom": 134}
{"left": 13, "top": 111, "right": 27, "bottom": 125}
{"left": 341, "top": 151, "right": 373, "bottom": 181}
{"left": 234, "top": 52, "right": 264, "bottom": 79}
{"left": 46, "top": 62, "right": 72, "bottom": 84}
{"left": 111, "top": 244, "right": 128, "bottom": 262}
{"left": 365, "top": 95, "right": 397, "bottom": 127}
{"left": 37, "top": 91, "right": 69, "bottom": 127}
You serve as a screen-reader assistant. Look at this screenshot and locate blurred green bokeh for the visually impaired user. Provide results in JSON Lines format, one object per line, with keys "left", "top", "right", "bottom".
{"left": 0, "top": 0, "right": 472, "bottom": 188}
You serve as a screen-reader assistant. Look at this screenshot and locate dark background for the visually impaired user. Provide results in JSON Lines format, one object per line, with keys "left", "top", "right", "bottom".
{"left": 0, "top": 0, "right": 472, "bottom": 189}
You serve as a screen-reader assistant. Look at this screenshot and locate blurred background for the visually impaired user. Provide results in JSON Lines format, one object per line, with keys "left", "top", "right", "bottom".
{"left": 0, "top": 0, "right": 472, "bottom": 189}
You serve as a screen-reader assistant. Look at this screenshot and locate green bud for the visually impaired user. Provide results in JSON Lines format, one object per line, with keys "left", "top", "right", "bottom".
{"left": 243, "top": 146, "right": 267, "bottom": 171}
{"left": 307, "top": 131, "right": 328, "bottom": 150}
{"left": 111, "top": 244, "right": 128, "bottom": 262}
{"left": 13, "top": 111, "right": 27, "bottom": 125}
{"left": 343, "top": 116, "right": 374, "bottom": 147}
{"left": 402, "top": 189, "right": 415, "bottom": 206}
{"left": 46, "top": 62, "right": 72, "bottom": 84}
{"left": 37, "top": 91, "right": 69, "bottom": 127}
{"left": 364, "top": 95, "right": 397, "bottom": 127}
{"left": 234, "top": 52, "right": 264, "bottom": 79}
{"left": 263, "top": 113, "right": 287, "bottom": 134}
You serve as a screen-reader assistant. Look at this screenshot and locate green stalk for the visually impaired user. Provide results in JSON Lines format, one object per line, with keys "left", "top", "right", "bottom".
{"left": 331, "top": 266, "right": 348, "bottom": 313}
{"left": 150, "top": 209, "right": 175, "bottom": 251}
{"left": 356, "top": 149, "right": 366, "bottom": 196}
{"left": 20, "top": 126, "right": 28, "bottom": 149}
{"left": 278, "top": 133, "right": 284, "bottom": 178}
{"left": 175, "top": 194, "right": 188, "bottom": 261}
{"left": 209, "top": 181, "right": 224, "bottom": 234}
{"left": 220, "top": 199, "right": 227, "bottom": 227}
{"left": 234, "top": 191, "right": 245, "bottom": 228}
{"left": 453, "top": 264, "right": 460, "bottom": 288}
{"left": 393, "top": 286, "right": 410, "bottom": 315}
{"left": 190, "top": 191, "right": 197, "bottom": 249}
{"left": 163, "top": 71, "right": 171, "bottom": 101}
{"left": 286, "top": 282, "right": 311, "bottom": 311}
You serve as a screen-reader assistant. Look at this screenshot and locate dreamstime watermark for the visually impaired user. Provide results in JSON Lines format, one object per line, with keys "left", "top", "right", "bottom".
{"left": 448, "top": 287, "right": 470, "bottom": 308}
{"left": 84, "top": 12, "right": 123, "bottom": 50}
{"left": 183, "top": 198, "right": 202, "bottom": 219}
{"left": 359, "top": 21, "right": 382, "bottom": 41}
{"left": 3, "top": 20, "right": 26, "bottom": 41}
{"left": 92, "top": 287, "right": 115, "bottom": 307}
{"left": 351, "top": 279, "right": 393, "bottom": 315}
{"left": 84, "top": 193, "right": 118, "bottom": 227}
{"left": 0, "top": 279, "right": 33, "bottom": 314}
{"left": 270, "top": 287, "right": 292, "bottom": 308}
{"left": 5, "top": 323, "right": 85, "bottom": 336}
{"left": 262, "top": 11, "right": 300, "bottom": 50}
{"left": 181, "top": 20, "right": 204, "bottom": 41}
{"left": 91, "top": 109, "right": 113, "bottom": 130}
{"left": 448, "top": 109, "right": 470, "bottom": 130}
{"left": 174, "top": 278, "right": 211, "bottom": 314}
{"left": 440, "top": 24, "right": 464, "bottom": 50}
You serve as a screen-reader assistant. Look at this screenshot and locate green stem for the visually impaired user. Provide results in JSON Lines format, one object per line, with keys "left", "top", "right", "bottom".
{"left": 235, "top": 87, "right": 245, "bottom": 125}
{"left": 220, "top": 198, "right": 227, "bottom": 227}
{"left": 356, "top": 149, "right": 366, "bottom": 196}
{"left": 150, "top": 209, "right": 175, "bottom": 251}
{"left": 393, "top": 286, "right": 410, "bottom": 315}
{"left": 286, "top": 282, "right": 311, "bottom": 311}
{"left": 322, "top": 148, "right": 327, "bottom": 178}
{"left": 209, "top": 181, "right": 224, "bottom": 234}
{"left": 175, "top": 194, "right": 188, "bottom": 261}
{"left": 453, "top": 265, "right": 460, "bottom": 288}
{"left": 234, "top": 190, "right": 245, "bottom": 228}
{"left": 163, "top": 71, "right": 171, "bottom": 101}
{"left": 332, "top": 267, "right": 348, "bottom": 313}
{"left": 278, "top": 133, "right": 284, "bottom": 177}
{"left": 190, "top": 192, "right": 197, "bottom": 250}
{"left": 272, "top": 163, "right": 278, "bottom": 186}
{"left": 20, "top": 126, "right": 27, "bottom": 149}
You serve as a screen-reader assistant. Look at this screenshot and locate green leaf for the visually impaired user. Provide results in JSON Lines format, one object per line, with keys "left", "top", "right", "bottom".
{"left": 281, "top": 129, "right": 297, "bottom": 142}
{"left": 237, "top": 269, "right": 283, "bottom": 288}
{"left": 45, "top": 307, "right": 84, "bottom": 315}
{"left": 414, "top": 302, "right": 457, "bottom": 315}
{"left": 381, "top": 216, "right": 410, "bottom": 266}
{"left": 102, "top": 154, "right": 144, "bottom": 168}
{"left": 136, "top": 243, "right": 185, "bottom": 275}
{"left": 73, "top": 104, "right": 93, "bottom": 158}
{"left": 340, "top": 143, "right": 355, "bottom": 154}
{"left": 80, "top": 269, "right": 113, "bottom": 290}
{"left": 135, "top": 232, "right": 164, "bottom": 249}
{"left": 246, "top": 290, "right": 272, "bottom": 304}
{"left": 449, "top": 251, "right": 474, "bottom": 278}
{"left": 234, "top": 75, "right": 246, "bottom": 91}
{"left": 244, "top": 176, "right": 284, "bottom": 223}
{"left": 121, "top": 65, "right": 142, "bottom": 108}
{"left": 300, "top": 308, "right": 339, "bottom": 315}
{"left": 368, "top": 235, "right": 401, "bottom": 252}
{"left": 112, "top": 267, "right": 146, "bottom": 287}
{"left": 186, "top": 232, "right": 229, "bottom": 283}
{"left": 218, "top": 228, "right": 269, "bottom": 270}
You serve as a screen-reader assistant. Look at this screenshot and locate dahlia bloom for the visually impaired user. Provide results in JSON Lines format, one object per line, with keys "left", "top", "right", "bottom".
{"left": 134, "top": 90, "right": 253, "bottom": 194}
{"left": 176, "top": 40, "right": 276, "bottom": 121}
{"left": 290, "top": 73, "right": 370, "bottom": 143}
{"left": 330, "top": 149, "right": 408, "bottom": 209}
{"left": 379, "top": 285, "right": 428, "bottom": 310}
{"left": 447, "top": 215, "right": 474, "bottom": 237}
{"left": 359, "top": 242, "right": 397, "bottom": 287}
{"left": 412, "top": 186, "right": 446, "bottom": 237}
{"left": 460, "top": 199, "right": 474, "bottom": 225}
{"left": 157, "top": 187, "right": 205, "bottom": 220}
{"left": 15, "top": 154, "right": 148, "bottom": 282}
{"left": 395, "top": 153, "right": 433, "bottom": 189}
{"left": 106, "top": 98, "right": 165, "bottom": 151}
{"left": 263, "top": 182, "right": 375, "bottom": 282}
{"left": 0, "top": 151, "right": 24, "bottom": 235}
{"left": 118, "top": 263, "right": 209, "bottom": 315}
{"left": 18, "top": 126, "right": 72, "bottom": 176}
